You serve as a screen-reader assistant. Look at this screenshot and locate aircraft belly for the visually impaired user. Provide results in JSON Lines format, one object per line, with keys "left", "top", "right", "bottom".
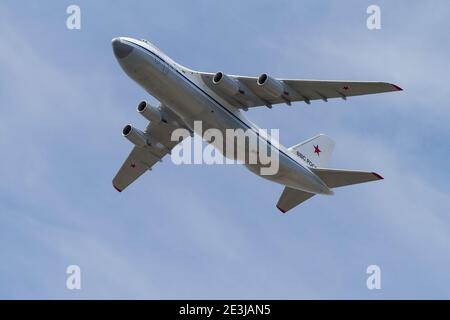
{"left": 137, "top": 67, "right": 242, "bottom": 135}
{"left": 125, "top": 52, "right": 328, "bottom": 194}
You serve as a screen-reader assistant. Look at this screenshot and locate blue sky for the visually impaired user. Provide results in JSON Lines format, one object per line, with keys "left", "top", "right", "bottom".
{"left": 1, "top": 0, "right": 450, "bottom": 299}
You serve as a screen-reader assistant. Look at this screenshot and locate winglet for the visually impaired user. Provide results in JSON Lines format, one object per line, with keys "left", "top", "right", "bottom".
{"left": 276, "top": 204, "right": 287, "bottom": 214}
{"left": 113, "top": 183, "right": 122, "bottom": 192}
{"left": 390, "top": 84, "right": 403, "bottom": 91}
{"left": 372, "top": 172, "right": 384, "bottom": 180}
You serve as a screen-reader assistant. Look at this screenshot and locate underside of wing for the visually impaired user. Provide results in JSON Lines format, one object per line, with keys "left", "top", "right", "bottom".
{"left": 112, "top": 146, "right": 163, "bottom": 192}
{"left": 199, "top": 72, "right": 402, "bottom": 109}
{"left": 112, "top": 104, "right": 189, "bottom": 192}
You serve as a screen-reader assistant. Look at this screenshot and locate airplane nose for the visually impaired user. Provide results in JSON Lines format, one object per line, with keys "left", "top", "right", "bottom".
{"left": 112, "top": 38, "right": 133, "bottom": 59}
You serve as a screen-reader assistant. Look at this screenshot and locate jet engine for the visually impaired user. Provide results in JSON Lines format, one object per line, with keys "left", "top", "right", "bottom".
{"left": 137, "top": 101, "right": 162, "bottom": 124}
{"left": 257, "top": 73, "right": 286, "bottom": 98}
{"left": 122, "top": 124, "right": 148, "bottom": 148}
{"left": 212, "top": 72, "right": 241, "bottom": 96}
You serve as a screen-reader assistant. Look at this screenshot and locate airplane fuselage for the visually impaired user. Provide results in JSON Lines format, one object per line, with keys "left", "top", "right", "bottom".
{"left": 113, "top": 37, "right": 332, "bottom": 195}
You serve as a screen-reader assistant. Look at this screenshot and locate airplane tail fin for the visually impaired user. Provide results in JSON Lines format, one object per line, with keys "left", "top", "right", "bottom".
{"left": 288, "top": 134, "right": 335, "bottom": 168}
{"left": 276, "top": 187, "right": 315, "bottom": 213}
{"left": 277, "top": 168, "right": 383, "bottom": 213}
{"left": 310, "top": 167, "right": 383, "bottom": 188}
{"left": 277, "top": 134, "right": 383, "bottom": 213}
{"left": 276, "top": 168, "right": 383, "bottom": 213}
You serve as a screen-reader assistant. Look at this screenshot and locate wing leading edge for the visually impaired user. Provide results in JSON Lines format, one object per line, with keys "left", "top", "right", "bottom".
{"left": 200, "top": 72, "right": 402, "bottom": 109}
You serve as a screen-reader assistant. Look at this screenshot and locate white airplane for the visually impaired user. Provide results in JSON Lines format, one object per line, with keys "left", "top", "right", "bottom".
{"left": 111, "top": 37, "right": 402, "bottom": 213}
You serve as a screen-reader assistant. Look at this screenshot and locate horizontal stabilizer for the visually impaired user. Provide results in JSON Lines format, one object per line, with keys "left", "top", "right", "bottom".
{"left": 276, "top": 187, "right": 315, "bottom": 213}
{"left": 311, "top": 167, "right": 383, "bottom": 188}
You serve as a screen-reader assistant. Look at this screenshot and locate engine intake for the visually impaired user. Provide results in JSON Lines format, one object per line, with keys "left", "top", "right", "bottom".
{"left": 137, "top": 101, "right": 162, "bottom": 123}
{"left": 122, "top": 124, "right": 148, "bottom": 148}
{"left": 212, "top": 72, "right": 241, "bottom": 96}
{"left": 257, "top": 73, "right": 285, "bottom": 98}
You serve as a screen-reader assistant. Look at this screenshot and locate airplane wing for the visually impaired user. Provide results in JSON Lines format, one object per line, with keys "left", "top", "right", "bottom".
{"left": 112, "top": 111, "right": 188, "bottom": 192}
{"left": 200, "top": 72, "right": 402, "bottom": 109}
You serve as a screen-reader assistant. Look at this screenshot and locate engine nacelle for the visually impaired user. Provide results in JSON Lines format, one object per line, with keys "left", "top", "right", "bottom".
{"left": 212, "top": 72, "right": 241, "bottom": 96}
{"left": 122, "top": 124, "right": 148, "bottom": 148}
{"left": 257, "top": 73, "right": 285, "bottom": 98}
{"left": 137, "top": 101, "right": 162, "bottom": 124}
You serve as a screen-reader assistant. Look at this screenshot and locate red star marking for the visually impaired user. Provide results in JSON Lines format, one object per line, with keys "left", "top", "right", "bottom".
{"left": 130, "top": 163, "right": 136, "bottom": 168}
{"left": 343, "top": 86, "right": 350, "bottom": 90}
{"left": 314, "top": 145, "right": 321, "bottom": 156}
